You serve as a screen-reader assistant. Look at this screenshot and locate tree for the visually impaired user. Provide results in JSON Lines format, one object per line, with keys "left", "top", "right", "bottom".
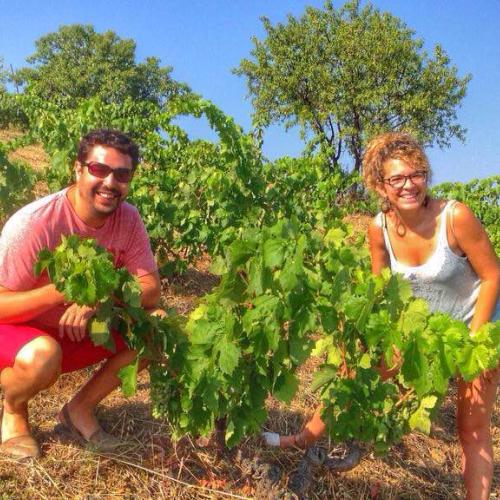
{"left": 0, "top": 58, "right": 19, "bottom": 128}
{"left": 236, "top": 1, "right": 470, "bottom": 173}
{"left": 0, "top": 57, "right": 8, "bottom": 93}
{"left": 13, "top": 24, "right": 189, "bottom": 108}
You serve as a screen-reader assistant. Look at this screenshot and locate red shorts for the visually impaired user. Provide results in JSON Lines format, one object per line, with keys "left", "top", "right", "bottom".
{"left": 0, "top": 323, "right": 128, "bottom": 373}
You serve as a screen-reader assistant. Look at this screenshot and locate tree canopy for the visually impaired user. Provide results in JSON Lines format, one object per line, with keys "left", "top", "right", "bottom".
{"left": 13, "top": 24, "right": 189, "bottom": 108}
{"left": 236, "top": 0, "right": 471, "bottom": 173}
{"left": 0, "top": 58, "right": 7, "bottom": 93}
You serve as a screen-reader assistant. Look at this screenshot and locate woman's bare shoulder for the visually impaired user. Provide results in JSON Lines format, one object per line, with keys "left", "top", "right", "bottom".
{"left": 367, "top": 215, "right": 385, "bottom": 245}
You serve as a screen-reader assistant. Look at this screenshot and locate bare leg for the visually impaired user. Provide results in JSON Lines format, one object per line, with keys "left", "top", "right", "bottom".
{"left": 59, "top": 308, "right": 163, "bottom": 438}
{"left": 59, "top": 349, "right": 148, "bottom": 439}
{"left": 279, "top": 358, "right": 398, "bottom": 449}
{"left": 457, "top": 369, "right": 499, "bottom": 500}
{"left": 280, "top": 406, "right": 326, "bottom": 448}
{"left": 1, "top": 336, "right": 62, "bottom": 442}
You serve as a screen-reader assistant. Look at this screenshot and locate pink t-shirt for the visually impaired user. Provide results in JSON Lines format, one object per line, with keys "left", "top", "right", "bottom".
{"left": 0, "top": 188, "right": 157, "bottom": 326}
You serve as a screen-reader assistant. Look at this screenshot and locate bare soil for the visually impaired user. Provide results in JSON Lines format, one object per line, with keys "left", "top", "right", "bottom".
{"left": 0, "top": 132, "right": 498, "bottom": 499}
{"left": 0, "top": 128, "right": 49, "bottom": 172}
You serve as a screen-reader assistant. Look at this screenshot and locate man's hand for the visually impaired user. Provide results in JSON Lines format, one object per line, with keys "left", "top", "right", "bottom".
{"left": 59, "top": 303, "right": 97, "bottom": 342}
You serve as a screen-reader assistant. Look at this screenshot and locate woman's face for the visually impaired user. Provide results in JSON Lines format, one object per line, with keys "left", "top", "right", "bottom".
{"left": 376, "top": 158, "right": 428, "bottom": 212}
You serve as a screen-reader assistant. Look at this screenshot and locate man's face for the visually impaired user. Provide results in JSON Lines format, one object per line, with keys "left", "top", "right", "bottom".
{"left": 74, "top": 145, "right": 133, "bottom": 223}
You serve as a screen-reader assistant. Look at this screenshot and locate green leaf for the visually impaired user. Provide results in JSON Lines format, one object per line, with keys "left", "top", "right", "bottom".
{"left": 289, "top": 335, "right": 312, "bottom": 365}
{"left": 318, "top": 306, "right": 338, "bottom": 332}
{"left": 289, "top": 306, "right": 316, "bottom": 337}
{"left": 409, "top": 395, "right": 438, "bottom": 434}
{"left": 401, "top": 299, "right": 429, "bottom": 334}
{"left": 401, "top": 339, "right": 425, "bottom": 381}
{"left": 311, "top": 336, "right": 333, "bottom": 357}
{"left": 324, "top": 227, "right": 346, "bottom": 247}
{"left": 122, "top": 279, "right": 142, "bottom": 308}
{"left": 359, "top": 353, "right": 372, "bottom": 369}
{"left": 34, "top": 249, "right": 52, "bottom": 277}
{"left": 89, "top": 318, "right": 115, "bottom": 352}
{"left": 278, "top": 264, "right": 299, "bottom": 292}
{"left": 228, "top": 240, "right": 255, "bottom": 268}
{"left": 262, "top": 238, "right": 285, "bottom": 268}
{"left": 189, "top": 319, "right": 218, "bottom": 345}
{"left": 264, "top": 323, "right": 280, "bottom": 352}
{"left": 217, "top": 338, "right": 241, "bottom": 375}
{"left": 344, "top": 295, "right": 367, "bottom": 321}
{"left": 274, "top": 372, "right": 298, "bottom": 403}
{"left": 118, "top": 358, "right": 139, "bottom": 397}
{"left": 311, "top": 366, "right": 337, "bottom": 392}
{"left": 209, "top": 255, "right": 227, "bottom": 275}
{"left": 456, "top": 344, "right": 491, "bottom": 381}
{"left": 386, "top": 274, "right": 412, "bottom": 320}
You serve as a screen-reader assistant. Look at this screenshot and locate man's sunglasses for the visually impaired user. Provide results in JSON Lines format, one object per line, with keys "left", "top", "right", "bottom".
{"left": 81, "top": 161, "right": 134, "bottom": 183}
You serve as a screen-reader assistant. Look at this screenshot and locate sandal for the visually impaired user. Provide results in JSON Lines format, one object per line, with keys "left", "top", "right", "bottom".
{"left": 55, "top": 404, "right": 129, "bottom": 453}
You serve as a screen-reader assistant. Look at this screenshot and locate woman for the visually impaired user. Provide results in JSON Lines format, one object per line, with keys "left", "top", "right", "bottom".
{"left": 263, "top": 132, "right": 499, "bottom": 500}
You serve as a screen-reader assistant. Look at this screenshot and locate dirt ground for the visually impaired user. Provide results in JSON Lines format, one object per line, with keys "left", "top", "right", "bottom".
{"left": 0, "top": 135, "right": 498, "bottom": 499}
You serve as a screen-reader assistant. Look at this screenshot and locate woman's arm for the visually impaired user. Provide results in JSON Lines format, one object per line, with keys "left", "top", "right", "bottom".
{"left": 367, "top": 217, "right": 390, "bottom": 275}
{"left": 451, "top": 202, "right": 499, "bottom": 332}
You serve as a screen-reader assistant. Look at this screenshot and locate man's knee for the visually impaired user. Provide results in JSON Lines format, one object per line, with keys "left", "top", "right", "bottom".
{"left": 15, "top": 336, "right": 62, "bottom": 389}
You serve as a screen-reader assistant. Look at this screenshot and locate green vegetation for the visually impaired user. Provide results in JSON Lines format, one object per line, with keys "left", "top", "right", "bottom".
{"left": 0, "top": 57, "right": 7, "bottom": 92}
{"left": 12, "top": 24, "right": 189, "bottom": 109}
{"left": 236, "top": 0, "right": 470, "bottom": 173}
{"left": 0, "top": 144, "right": 36, "bottom": 224}
{"left": 35, "top": 228, "right": 499, "bottom": 449}
{"left": 0, "top": 2, "right": 498, "bottom": 467}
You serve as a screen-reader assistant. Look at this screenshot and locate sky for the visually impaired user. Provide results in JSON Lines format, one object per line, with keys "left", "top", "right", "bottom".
{"left": 0, "top": 0, "right": 498, "bottom": 185}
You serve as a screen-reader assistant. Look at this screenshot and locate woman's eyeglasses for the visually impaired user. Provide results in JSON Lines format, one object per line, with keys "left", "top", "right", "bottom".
{"left": 82, "top": 161, "right": 134, "bottom": 183}
{"left": 382, "top": 171, "right": 427, "bottom": 189}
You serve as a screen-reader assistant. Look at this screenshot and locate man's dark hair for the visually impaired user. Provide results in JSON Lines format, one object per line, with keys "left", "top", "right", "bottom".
{"left": 77, "top": 129, "right": 140, "bottom": 169}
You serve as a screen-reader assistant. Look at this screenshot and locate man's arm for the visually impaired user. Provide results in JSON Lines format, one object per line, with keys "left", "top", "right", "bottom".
{"left": 137, "top": 271, "right": 161, "bottom": 309}
{"left": 0, "top": 271, "right": 160, "bottom": 340}
{"left": 0, "top": 284, "right": 65, "bottom": 323}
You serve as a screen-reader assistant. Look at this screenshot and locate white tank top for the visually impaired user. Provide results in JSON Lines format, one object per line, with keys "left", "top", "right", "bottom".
{"left": 377, "top": 201, "right": 482, "bottom": 324}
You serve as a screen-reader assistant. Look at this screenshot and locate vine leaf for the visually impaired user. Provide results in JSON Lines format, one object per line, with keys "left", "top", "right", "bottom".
{"left": 118, "top": 358, "right": 139, "bottom": 397}
{"left": 409, "top": 395, "right": 438, "bottom": 434}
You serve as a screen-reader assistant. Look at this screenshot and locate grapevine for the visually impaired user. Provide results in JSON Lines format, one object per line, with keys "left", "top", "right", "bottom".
{"left": 35, "top": 235, "right": 187, "bottom": 395}
{"left": 36, "top": 230, "right": 500, "bottom": 452}
{"left": 0, "top": 144, "right": 36, "bottom": 224}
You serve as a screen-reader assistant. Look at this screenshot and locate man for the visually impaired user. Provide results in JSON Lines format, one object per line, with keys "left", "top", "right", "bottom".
{"left": 0, "top": 129, "right": 161, "bottom": 459}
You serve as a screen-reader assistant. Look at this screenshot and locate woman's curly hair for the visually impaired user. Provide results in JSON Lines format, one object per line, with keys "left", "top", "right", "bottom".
{"left": 362, "top": 132, "right": 431, "bottom": 195}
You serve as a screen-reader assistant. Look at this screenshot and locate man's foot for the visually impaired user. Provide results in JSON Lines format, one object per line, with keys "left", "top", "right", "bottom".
{"left": 57, "top": 402, "right": 100, "bottom": 441}
{"left": 1, "top": 401, "right": 31, "bottom": 442}
{"left": 56, "top": 403, "right": 128, "bottom": 453}
{"left": 0, "top": 435, "right": 40, "bottom": 460}
{"left": 1, "top": 402, "right": 40, "bottom": 459}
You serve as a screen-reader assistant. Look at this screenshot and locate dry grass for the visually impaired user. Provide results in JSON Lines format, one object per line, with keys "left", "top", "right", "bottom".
{"left": 0, "top": 131, "right": 498, "bottom": 499}
{"left": 1, "top": 261, "right": 497, "bottom": 498}
{"left": 0, "top": 128, "right": 49, "bottom": 172}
